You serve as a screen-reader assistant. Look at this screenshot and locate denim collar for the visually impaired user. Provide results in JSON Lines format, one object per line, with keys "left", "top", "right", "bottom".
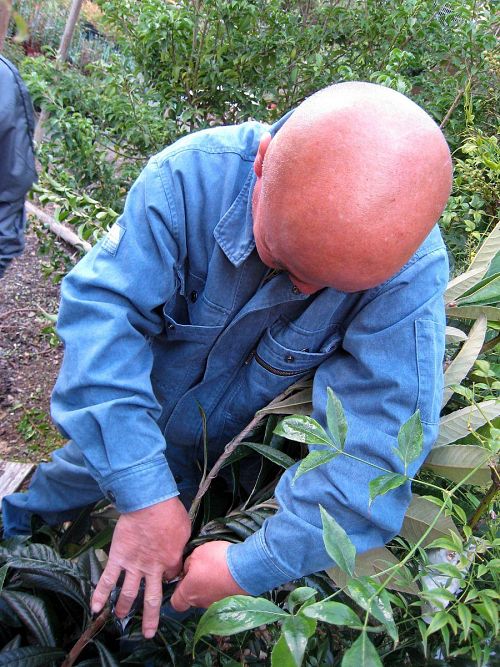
{"left": 213, "top": 110, "right": 294, "bottom": 267}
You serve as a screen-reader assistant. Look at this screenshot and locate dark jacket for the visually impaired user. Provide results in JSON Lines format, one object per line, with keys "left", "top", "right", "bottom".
{"left": 0, "top": 55, "right": 37, "bottom": 276}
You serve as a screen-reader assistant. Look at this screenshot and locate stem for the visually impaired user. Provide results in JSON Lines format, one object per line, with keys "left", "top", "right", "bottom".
{"left": 440, "top": 85, "right": 467, "bottom": 129}
{"left": 61, "top": 608, "right": 111, "bottom": 667}
{"left": 467, "top": 472, "right": 499, "bottom": 532}
{"left": 188, "top": 385, "right": 298, "bottom": 520}
{"left": 480, "top": 334, "right": 500, "bottom": 356}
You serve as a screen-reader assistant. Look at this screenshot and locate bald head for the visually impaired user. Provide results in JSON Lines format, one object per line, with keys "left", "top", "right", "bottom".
{"left": 252, "top": 82, "right": 452, "bottom": 293}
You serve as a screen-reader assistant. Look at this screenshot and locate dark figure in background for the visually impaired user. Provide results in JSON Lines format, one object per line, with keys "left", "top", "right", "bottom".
{"left": 0, "top": 55, "right": 37, "bottom": 279}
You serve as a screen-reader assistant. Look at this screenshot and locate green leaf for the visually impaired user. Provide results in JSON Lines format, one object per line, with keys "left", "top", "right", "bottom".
{"left": 435, "top": 400, "right": 500, "bottom": 447}
{"left": 346, "top": 577, "right": 398, "bottom": 643}
{"left": 0, "top": 564, "right": 8, "bottom": 594}
{"left": 369, "top": 473, "right": 407, "bottom": 506}
{"left": 341, "top": 632, "right": 383, "bottom": 667}
{"left": 286, "top": 587, "right": 317, "bottom": 613}
{"left": 327, "top": 547, "right": 419, "bottom": 594}
{"left": 484, "top": 250, "right": 500, "bottom": 279}
{"left": 326, "top": 387, "right": 347, "bottom": 450}
{"left": 94, "top": 640, "right": 121, "bottom": 667}
{"left": 468, "top": 221, "right": 500, "bottom": 278}
{"left": 400, "top": 495, "right": 460, "bottom": 547}
{"left": 15, "top": 570, "right": 90, "bottom": 611}
{"left": 445, "top": 326, "right": 468, "bottom": 343}
{"left": 474, "top": 599, "right": 498, "bottom": 636}
{"left": 274, "top": 415, "right": 333, "bottom": 447}
{"left": 0, "top": 646, "right": 65, "bottom": 666}
{"left": 281, "top": 614, "right": 316, "bottom": 666}
{"left": 443, "top": 316, "right": 487, "bottom": 407}
{"left": 293, "top": 450, "right": 338, "bottom": 482}
{"left": 456, "top": 273, "right": 500, "bottom": 307}
{"left": 423, "top": 444, "right": 492, "bottom": 485}
{"left": 302, "top": 600, "right": 363, "bottom": 628}
{"left": 446, "top": 305, "right": 500, "bottom": 323}
{"left": 395, "top": 410, "right": 423, "bottom": 472}
{"left": 1, "top": 591, "right": 57, "bottom": 647}
{"left": 320, "top": 505, "right": 356, "bottom": 576}
{"left": 242, "top": 442, "right": 295, "bottom": 469}
{"left": 194, "top": 596, "right": 287, "bottom": 647}
{"left": 271, "top": 634, "right": 296, "bottom": 667}
{"left": 425, "top": 610, "right": 451, "bottom": 637}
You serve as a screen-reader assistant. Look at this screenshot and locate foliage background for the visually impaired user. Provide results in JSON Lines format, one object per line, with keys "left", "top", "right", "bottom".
{"left": 0, "top": 0, "right": 498, "bottom": 665}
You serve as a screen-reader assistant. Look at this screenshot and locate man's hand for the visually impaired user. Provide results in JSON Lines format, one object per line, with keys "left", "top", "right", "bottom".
{"left": 170, "top": 541, "right": 249, "bottom": 611}
{"left": 91, "top": 497, "right": 191, "bottom": 638}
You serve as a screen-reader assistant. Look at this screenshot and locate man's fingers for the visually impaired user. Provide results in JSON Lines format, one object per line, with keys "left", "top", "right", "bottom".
{"left": 114, "top": 571, "right": 142, "bottom": 619}
{"left": 142, "top": 574, "right": 164, "bottom": 639}
{"left": 91, "top": 562, "right": 122, "bottom": 613}
{"left": 170, "top": 580, "right": 191, "bottom": 613}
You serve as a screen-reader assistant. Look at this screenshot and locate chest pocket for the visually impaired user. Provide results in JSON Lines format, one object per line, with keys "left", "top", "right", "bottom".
{"left": 151, "top": 308, "right": 224, "bottom": 417}
{"left": 219, "top": 319, "right": 341, "bottom": 441}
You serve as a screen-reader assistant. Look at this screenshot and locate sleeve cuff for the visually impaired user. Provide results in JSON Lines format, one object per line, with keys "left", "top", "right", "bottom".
{"left": 99, "top": 455, "right": 179, "bottom": 513}
{"left": 226, "top": 529, "right": 293, "bottom": 596}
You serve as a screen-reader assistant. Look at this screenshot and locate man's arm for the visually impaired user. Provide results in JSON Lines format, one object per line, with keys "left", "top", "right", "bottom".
{"left": 172, "top": 230, "right": 448, "bottom": 605}
{"left": 52, "top": 159, "right": 191, "bottom": 635}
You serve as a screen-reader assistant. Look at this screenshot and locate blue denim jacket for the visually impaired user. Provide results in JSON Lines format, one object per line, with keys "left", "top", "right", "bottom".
{"left": 52, "top": 114, "right": 448, "bottom": 595}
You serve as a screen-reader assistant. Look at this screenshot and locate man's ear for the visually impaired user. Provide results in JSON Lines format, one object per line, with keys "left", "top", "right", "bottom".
{"left": 253, "top": 132, "right": 272, "bottom": 178}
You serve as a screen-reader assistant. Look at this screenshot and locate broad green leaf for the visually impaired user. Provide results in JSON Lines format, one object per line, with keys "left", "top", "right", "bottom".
{"left": 395, "top": 410, "right": 423, "bottom": 472}
{"left": 474, "top": 599, "right": 499, "bottom": 636}
{"left": 1, "top": 591, "right": 57, "bottom": 647}
{"left": 194, "top": 595, "right": 287, "bottom": 646}
{"left": 445, "top": 268, "right": 485, "bottom": 304}
{"left": 468, "top": 220, "right": 500, "bottom": 277}
{"left": 346, "top": 577, "right": 398, "bottom": 642}
{"left": 94, "top": 640, "right": 121, "bottom": 667}
{"left": 242, "top": 442, "right": 296, "bottom": 469}
{"left": 327, "top": 547, "right": 419, "bottom": 594}
{"left": 0, "top": 646, "right": 65, "bottom": 666}
{"left": 274, "top": 415, "right": 333, "bottom": 447}
{"left": 456, "top": 273, "right": 500, "bottom": 307}
{"left": 369, "top": 472, "right": 407, "bottom": 506}
{"left": 423, "top": 444, "right": 492, "bottom": 485}
{"left": 15, "top": 570, "right": 89, "bottom": 610}
{"left": 442, "top": 316, "right": 487, "bottom": 407}
{"left": 293, "top": 450, "right": 338, "bottom": 482}
{"left": 400, "top": 495, "right": 460, "bottom": 547}
{"left": 484, "top": 250, "right": 500, "bottom": 279}
{"left": 446, "top": 304, "right": 500, "bottom": 323}
{"left": 303, "top": 600, "right": 363, "bottom": 628}
{"left": 287, "top": 587, "right": 317, "bottom": 613}
{"left": 434, "top": 400, "right": 500, "bottom": 447}
{"left": 281, "top": 614, "right": 317, "bottom": 666}
{"left": 271, "top": 633, "right": 296, "bottom": 667}
{"left": 258, "top": 388, "right": 313, "bottom": 415}
{"left": 7, "top": 544, "right": 81, "bottom": 577}
{"left": 341, "top": 631, "right": 383, "bottom": 667}
{"left": 326, "top": 387, "right": 347, "bottom": 449}
{"left": 320, "top": 505, "right": 356, "bottom": 576}
{"left": 445, "top": 326, "right": 468, "bottom": 343}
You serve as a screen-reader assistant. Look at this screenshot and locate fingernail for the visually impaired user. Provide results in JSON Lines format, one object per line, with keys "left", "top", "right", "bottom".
{"left": 144, "top": 630, "right": 155, "bottom": 639}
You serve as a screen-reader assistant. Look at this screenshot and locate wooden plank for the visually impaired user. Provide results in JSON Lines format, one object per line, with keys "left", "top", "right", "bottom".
{"left": 0, "top": 460, "right": 35, "bottom": 502}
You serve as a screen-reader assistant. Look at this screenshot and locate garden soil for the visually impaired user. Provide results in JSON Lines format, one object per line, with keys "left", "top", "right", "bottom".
{"left": 0, "top": 231, "right": 67, "bottom": 463}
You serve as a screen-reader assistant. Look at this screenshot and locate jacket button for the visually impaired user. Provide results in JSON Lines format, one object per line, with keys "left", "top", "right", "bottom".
{"left": 167, "top": 323, "right": 175, "bottom": 330}
{"left": 292, "top": 285, "right": 300, "bottom": 295}
{"left": 190, "top": 290, "right": 198, "bottom": 303}
{"left": 285, "top": 354, "right": 295, "bottom": 363}
{"left": 107, "top": 491, "right": 116, "bottom": 503}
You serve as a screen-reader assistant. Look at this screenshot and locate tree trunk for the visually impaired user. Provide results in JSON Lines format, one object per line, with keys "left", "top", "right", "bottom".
{"left": 34, "top": 0, "right": 84, "bottom": 144}
{"left": 0, "top": 0, "right": 12, "bottom": 53}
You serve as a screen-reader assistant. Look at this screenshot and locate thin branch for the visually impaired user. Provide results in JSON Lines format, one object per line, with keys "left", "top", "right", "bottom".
{"left": 61, "top": 607, "right": 111, "bottom": 667}
{"left": 188, "top": 385, "right": 298, "bottom": 520}
{"left": 440, "top": 86, "right": 466, "bottom": 129}
{"left": 467, "top": 467, "right": 499, "bottom": 532}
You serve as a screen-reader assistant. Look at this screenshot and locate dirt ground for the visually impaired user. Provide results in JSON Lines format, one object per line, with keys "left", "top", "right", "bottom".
{"left": 0, "top": 231, "right": 72, "bottom": 463}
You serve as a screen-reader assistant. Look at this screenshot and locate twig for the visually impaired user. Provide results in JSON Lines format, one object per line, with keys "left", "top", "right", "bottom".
{"left": 467, "top": 467, "right": 499, "bottom": 532}
{"left": 0, "top": 307, "right": 40, "bottom": 321}
{"left": 480, "top": 334, "right": 500, "bottom": 356}
{"left": 188, "top": 385, "right": 297, "bottom": 520}
{"left": 25, "top": 201, "right": 92, "bottom": 253}
{"left": 61, "top": 607, "right": 111, "bottom": 667}
{"left": 440, "top": 86, "right": 466, "bottom": 129}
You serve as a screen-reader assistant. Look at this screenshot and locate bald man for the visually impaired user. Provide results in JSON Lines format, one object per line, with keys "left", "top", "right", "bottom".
{"left": 3, "top": 82, "right": 452, "bottom": 638}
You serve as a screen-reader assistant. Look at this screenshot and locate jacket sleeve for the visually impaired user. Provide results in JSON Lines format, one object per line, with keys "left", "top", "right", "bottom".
{"left": 51, "top": 158, "right": 183, "bottom": 512}
{"left": 227, "top": 240, "right": 449, "bottom": 594}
